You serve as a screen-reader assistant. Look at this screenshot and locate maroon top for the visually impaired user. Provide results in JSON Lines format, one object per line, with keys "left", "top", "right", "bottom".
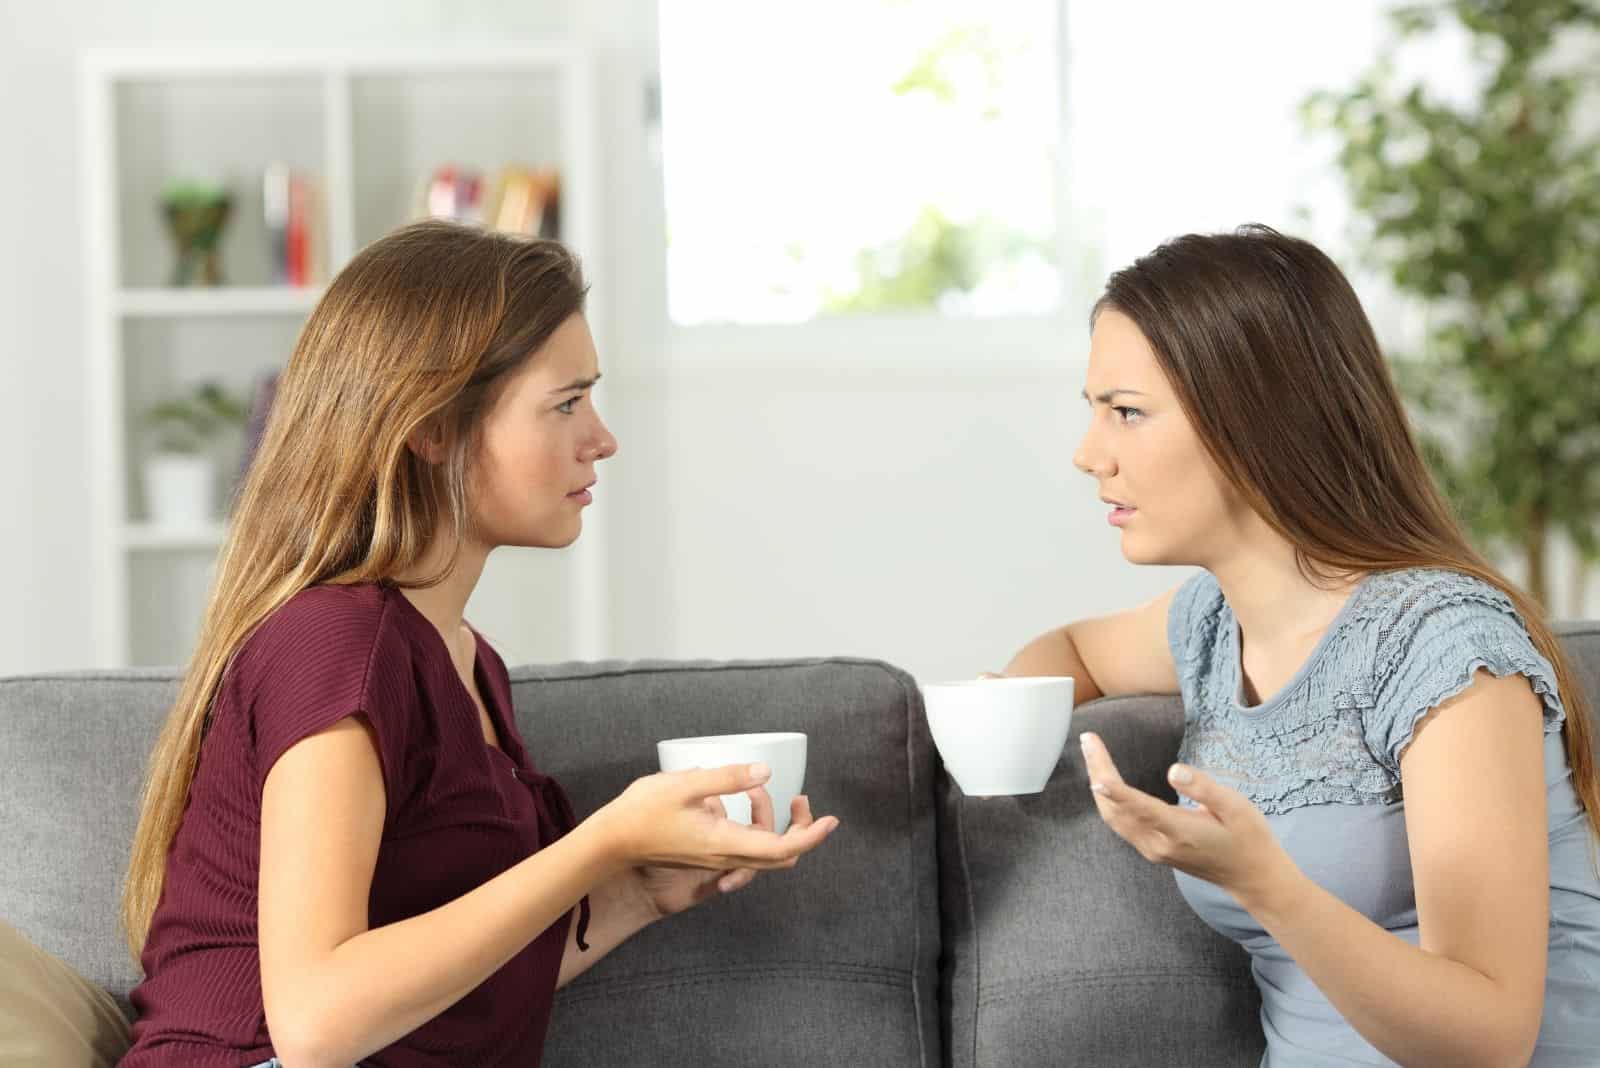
{"left": 123, "top": 582, "right": 587, "bottom": 1068}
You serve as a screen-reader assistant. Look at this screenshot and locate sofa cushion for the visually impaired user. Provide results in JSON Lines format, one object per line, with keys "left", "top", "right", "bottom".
{"left": 512, "top": 658, "right": 941, "bottom": 1068}
{"left": 0, "top": 670, "right": 173, "bottom": 1016}
{"left": 938, "top": 695, "right": 1264, "bottom": 1067}
{"left": 0, "top": 914, "right": 130, "bottom": 1066}
{"left": 1559, "top": 623, "right": 1600, "bottom": 715}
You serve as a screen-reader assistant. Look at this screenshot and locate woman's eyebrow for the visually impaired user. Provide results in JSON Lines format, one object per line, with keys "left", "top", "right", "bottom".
{"left": 548, "top": 373, "right": 602, "bottom": 395}
{"left": 1081, "top": 388, "right": 1148, "bottom": 404}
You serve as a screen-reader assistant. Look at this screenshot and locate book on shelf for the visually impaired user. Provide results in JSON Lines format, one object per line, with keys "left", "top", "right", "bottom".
{"left": 415, "top": 164, "right": 561, "bottom": 239}
{"left": 487, "top": 165, "right": 561, "bottom": 239}
{"left": 264, "top": 164, "right": 324, "bottom": 286}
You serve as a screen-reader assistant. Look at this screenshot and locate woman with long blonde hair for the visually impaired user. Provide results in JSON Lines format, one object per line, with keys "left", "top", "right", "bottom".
{"left": 119, "top": 220, "right": 839, "bottom": 1068}
{"left": 1001, "top": 226, "right": 1599, "bottom": 1065}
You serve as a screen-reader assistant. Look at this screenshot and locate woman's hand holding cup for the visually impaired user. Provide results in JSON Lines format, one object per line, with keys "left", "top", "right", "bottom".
{"left": 594, "top": 762, "right": 839, "bottom": 887}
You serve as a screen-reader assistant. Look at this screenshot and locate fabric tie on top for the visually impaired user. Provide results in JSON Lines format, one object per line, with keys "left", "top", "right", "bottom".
{"left": 530, "top": 770, "right": 591, "bottom": 951}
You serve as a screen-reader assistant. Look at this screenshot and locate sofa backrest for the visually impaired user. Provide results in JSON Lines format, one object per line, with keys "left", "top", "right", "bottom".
{"left": 0, "top": 657, "right": 944, "bottom": 1066}
{"left": 938, "top": 693, "right": 1266, "bottom": 1067}
{"left": 2, "top": 623, "right": 1596, "bottom": 1066}
{"left": 515, "top": 658, "right": 942, "bottom": 1068}
{"left": 0, "top": 669, "right": 172, "bottom": 1013}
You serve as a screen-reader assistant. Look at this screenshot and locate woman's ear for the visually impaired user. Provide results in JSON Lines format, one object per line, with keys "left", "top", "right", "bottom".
{"left": 406, "top": 421, "right": 448, "bottom": 465}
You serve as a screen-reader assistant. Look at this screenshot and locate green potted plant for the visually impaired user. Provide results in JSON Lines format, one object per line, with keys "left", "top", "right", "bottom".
{"left": 160, "top": 178, "right": 233, "bottom": 286}
{"left": 141, "top": 381, "right": 249, "bottom": 525}
{"left": 1303, "top": 0, "right": 1600, "bottom": 612}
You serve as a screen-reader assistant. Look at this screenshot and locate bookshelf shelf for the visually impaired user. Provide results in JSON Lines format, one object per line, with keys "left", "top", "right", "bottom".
{"left": 123, "top": 522, "right": 230, "bottom": 551}
{"left": 84, "top": 46, "right": 607, "bottom": 668}
{"left": 117, "top": 286, "right": 323, "bottom": 318}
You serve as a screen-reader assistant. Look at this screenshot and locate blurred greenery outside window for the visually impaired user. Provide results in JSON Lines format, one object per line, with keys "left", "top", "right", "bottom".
{"left": 1304, "top": 0, "right": 1600, "bottom": 610}
{"left": 657, "top": 0, "right": 1064, "bottom": 325}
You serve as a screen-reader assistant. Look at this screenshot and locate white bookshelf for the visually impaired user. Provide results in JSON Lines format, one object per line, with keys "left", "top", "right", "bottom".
{"left": 83, "top": 46, "right": 608, "bottom": 668}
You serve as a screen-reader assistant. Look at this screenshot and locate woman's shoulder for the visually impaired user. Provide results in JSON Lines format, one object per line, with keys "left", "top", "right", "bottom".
{"left": 223, "top": 584, "right": 431, "bottom": 800}
{"left": 1353, "top": 567, "right": 1523, "bottom": 644}
{"left": 251, "top": 581, "right": 392, "bottom": 641}
{"left": 1351, "top": 567, "right": 1551, "bottom": 695}
{"left": 232, "top": 582, "right": 411, "bottom": 685}
{"left": 1352, "top": 569, "right": 1564, "bottom": 761}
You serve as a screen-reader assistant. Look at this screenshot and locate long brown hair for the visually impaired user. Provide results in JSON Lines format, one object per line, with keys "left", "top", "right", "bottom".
{"left": 1096, "top": 224, "right": 1598, "bottom": 838}
{"left": 121, "top": 220, "right": 589, "bottom": 957}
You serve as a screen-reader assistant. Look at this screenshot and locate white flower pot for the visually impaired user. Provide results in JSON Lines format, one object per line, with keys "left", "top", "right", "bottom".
{"left": 144, "top": 452, "right": 217, "bottom": 525}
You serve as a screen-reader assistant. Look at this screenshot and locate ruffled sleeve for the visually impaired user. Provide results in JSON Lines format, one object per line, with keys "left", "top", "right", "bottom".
{"left": 1366, "top": 573, "right": 1565, "bottom": 773}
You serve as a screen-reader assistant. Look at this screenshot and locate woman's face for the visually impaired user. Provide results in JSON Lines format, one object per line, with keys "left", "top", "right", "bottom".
{"left": 1075, "top": 308, "right": 1239, "bottom": 566}
{"left": 469, "top": 313, "right": 617, "bottom": 549}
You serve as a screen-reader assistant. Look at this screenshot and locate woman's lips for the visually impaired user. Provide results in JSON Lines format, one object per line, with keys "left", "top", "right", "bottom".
{"left": 1108, "top": 505, "right": 1136, "bottom": 527}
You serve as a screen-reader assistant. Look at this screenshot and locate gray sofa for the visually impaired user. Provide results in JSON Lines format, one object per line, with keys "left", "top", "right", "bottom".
{"left": 5, "top": 626, "right": 1596, "bottom": 1066}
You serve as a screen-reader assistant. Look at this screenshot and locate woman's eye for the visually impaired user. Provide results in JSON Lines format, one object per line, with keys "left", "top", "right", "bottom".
{"left": 556, "top": 395, "right": 581, "bottom": 415}
{"left": 1113, "top": 406, "right": 1144, "bottom": 424}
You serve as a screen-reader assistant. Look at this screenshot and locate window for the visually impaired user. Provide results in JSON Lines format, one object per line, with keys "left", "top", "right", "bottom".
{"left": 655, "top": 0, "right": 1413, "bottom": 343}
{"left": 658, "top": 0, "right": 1063, "bottom": 326}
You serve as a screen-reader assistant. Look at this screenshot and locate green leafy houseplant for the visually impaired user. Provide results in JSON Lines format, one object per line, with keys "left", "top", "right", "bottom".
{"left": 143, "top": 381, "right": 248, "bottom": 455}
{"left": 1303, "top": 0, "right": 1600, "bottom": 610}
{"left": 160, "top": 178, "right": 233, "bottom": 286}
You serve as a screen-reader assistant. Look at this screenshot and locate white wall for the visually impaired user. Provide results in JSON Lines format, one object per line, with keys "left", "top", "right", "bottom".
{"left": 599, "top": 363, "right": 1189, "bottom": 679}
{"left": 0, "top": 18, "right": 29, "bottom": 675}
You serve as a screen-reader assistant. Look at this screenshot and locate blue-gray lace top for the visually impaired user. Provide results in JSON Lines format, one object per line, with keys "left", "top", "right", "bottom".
{"left": 1167, "top": 567, "right": 1600, "bottom": 1067}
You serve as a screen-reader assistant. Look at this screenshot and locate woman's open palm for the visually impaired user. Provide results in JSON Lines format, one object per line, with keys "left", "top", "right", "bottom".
{"left": 635, "top": 790, "right": 828, "bottom": 917}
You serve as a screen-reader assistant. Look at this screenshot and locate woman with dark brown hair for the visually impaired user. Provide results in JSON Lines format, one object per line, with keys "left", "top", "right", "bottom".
{"left": 1001, "top": 225, "right": 1599, "bottom": 1065}
{"left": 117, "top": 220, "right": 839, "bottom": 1068}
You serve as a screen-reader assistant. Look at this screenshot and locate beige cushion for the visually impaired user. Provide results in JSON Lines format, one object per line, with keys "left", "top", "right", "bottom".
{"left": 0, "top": 918, "right": 130, "bottom": 1067}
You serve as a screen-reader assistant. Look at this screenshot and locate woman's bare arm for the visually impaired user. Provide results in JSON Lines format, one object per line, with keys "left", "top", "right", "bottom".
{"left": 1003, "top": 586, "right": 1182, "bottom": 701}
{"left": 258, "top": 716, "right": 620, "bottom": 1068}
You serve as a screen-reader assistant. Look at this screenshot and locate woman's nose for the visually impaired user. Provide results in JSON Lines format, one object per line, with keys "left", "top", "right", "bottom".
{"left": 1073, "top": 430, "right": 1111, "bottom": 478}
{"left": 584, "top": 417, "right": 618, "bottom": 462}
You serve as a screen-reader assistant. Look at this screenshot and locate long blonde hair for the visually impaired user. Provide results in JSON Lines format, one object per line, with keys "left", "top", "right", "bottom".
{"left": 1097, "top": 224, "right": 1599, "bottom": 841}
{"left": 121, "top": 220, "right": 589, "bottom": 957}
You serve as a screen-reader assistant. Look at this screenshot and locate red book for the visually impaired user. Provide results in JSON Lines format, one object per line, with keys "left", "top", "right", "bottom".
{"left": 286, "top": 174, "right": 308, "bottom": 286}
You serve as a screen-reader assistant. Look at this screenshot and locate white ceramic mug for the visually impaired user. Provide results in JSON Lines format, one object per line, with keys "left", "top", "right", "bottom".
{"left": 921, "top": 676, "right": 1075, "bottom": 796}
{"left": 656, "top": 731, "right": 808, "bottom": 834}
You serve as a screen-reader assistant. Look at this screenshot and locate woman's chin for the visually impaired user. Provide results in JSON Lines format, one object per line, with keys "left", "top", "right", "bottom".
{"left": 1117, "top": 532, "right": 1167, "bottom": 566}
{"left": 545, "top": 515, "right": 584, "bottom": 549}
{"left": 492, "top": 516, "right": 583, "bottom": 551}
{"left": 530, "top": 528, "right": 582, "bottom": 550}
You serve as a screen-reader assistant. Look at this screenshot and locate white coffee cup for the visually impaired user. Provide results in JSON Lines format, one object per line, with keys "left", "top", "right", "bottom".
{"left": 656, "top": 732, "right": 808, "bottom": 834}
{"left": 921, "top": 676, "right": 1075, "bottom": 796}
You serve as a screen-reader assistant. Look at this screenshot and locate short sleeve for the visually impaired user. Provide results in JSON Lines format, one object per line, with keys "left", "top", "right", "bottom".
{"left": 1366, "top": 576, "right": 1565, "bottom": 772}
{"left": 1166, "top": 570, "right": 1223, "bottom": 699}
{"left": 236, "top": 586, "right": 414, "bottom": 817}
